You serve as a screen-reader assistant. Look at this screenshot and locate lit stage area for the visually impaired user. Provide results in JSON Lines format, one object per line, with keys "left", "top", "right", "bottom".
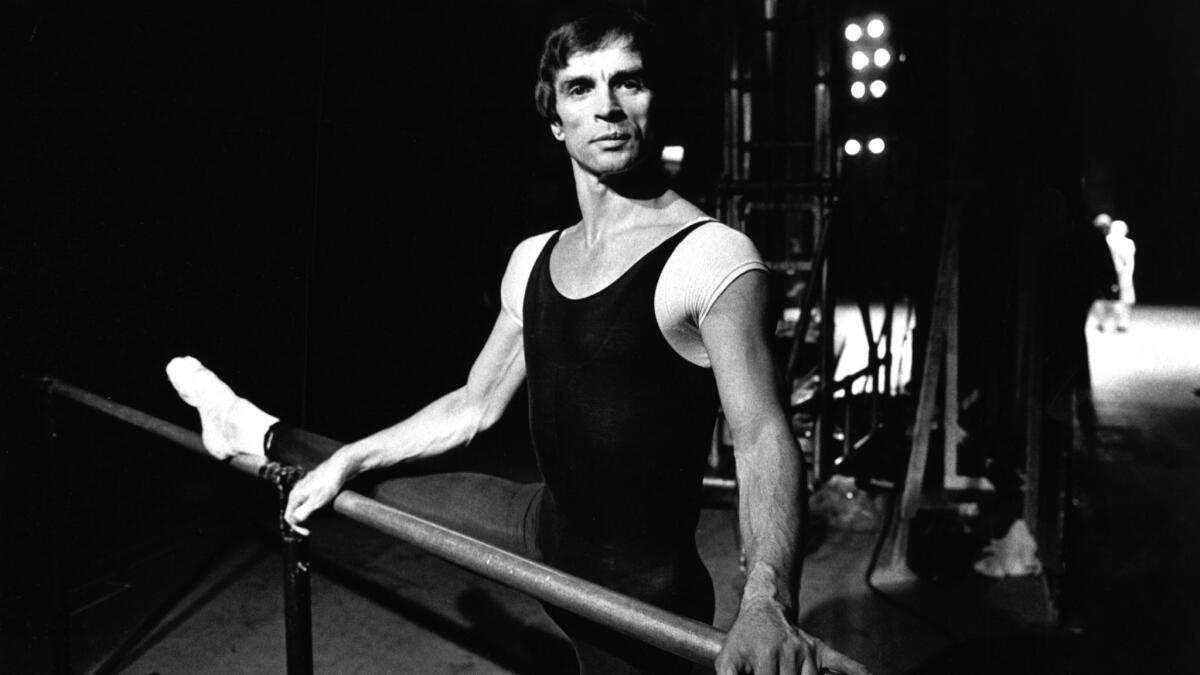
{"left": 1087, "top": 305, "right": 1200, "bottom": 423}
{"left": 828, "top": 301, "right": 915, "bottom": 397}
{"left": 1068, "top": 304, "right": 1200, "bottom": 673}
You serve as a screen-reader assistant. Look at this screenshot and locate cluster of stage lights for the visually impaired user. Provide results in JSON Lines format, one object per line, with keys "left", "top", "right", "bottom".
{"left": 844, "top": 17, "right": 891, "bottom": 101}
{"left": 843, "top": 15, "right": 891, "bottom": 158}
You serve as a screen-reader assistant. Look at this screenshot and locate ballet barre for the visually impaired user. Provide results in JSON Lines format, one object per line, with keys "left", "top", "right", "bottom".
{"left": 38, "top": 376, "right": 726, "bottom": 674}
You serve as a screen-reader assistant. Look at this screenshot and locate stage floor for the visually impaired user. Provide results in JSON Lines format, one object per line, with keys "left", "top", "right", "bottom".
{"left": 1071, "top": 305, "right": 1200, "bottom": 673}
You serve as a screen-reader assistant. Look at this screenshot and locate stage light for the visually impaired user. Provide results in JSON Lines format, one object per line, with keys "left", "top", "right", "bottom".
{"left": 850, "top": 81, "right": 867, "bottom": 99}
{"left": 844, "top": 23, "right": 863, "bottom": 42}
{"left": 869, "top": 79, "right": 887, "bottom": 98}
{"left": 851, "top": 51, "right": 870, "bottom": 70}
{"left": 867, "top": 137, "right": 886, "bottom": 154}
{"left": 844, "top": 139, "right": 862, "bottom": 156}
{"left": 660, "top": 145, "right": 685, "bottom": 163}
{"left": 866, "top": 18, "right": 886, "bottom": 38}
{"left": 873, "top": 48, "right": 891, "bottom": 67}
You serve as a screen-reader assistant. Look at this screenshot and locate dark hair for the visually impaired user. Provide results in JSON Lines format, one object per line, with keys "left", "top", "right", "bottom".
{"left": 534, "top": 7, "right": 661, "bottom": 123}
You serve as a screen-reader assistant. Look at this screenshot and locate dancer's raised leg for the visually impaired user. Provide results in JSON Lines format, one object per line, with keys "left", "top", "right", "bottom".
{"left": 166, "top": 356, "right": 278, "bottom": 459}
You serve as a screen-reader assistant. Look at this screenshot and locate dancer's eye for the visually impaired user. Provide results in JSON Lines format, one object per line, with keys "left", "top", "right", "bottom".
{"left": 616, "top": 77, "right": 644, "bottom": 92}
{"left": 561, "top": 78, "right": 593, "bottom": 98}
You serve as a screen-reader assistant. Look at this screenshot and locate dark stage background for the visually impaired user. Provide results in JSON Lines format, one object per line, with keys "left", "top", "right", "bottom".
{"left": 3, "top": 0, "right": 1198, "bottom": 671}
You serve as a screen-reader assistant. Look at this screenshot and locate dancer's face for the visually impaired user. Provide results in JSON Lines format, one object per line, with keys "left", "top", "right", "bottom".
{"left": 549, "top": 39, "right": 655, "bottom": 178}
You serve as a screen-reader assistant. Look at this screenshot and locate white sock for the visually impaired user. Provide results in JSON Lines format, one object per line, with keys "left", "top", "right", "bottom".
{"left": 166, "top": 356, "right": 278, "bottom": 459}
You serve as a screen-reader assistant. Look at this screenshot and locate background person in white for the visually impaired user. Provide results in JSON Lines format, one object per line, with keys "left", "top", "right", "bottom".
{"left": 1104, "top": 219, "right": 1136, "bottom": 331}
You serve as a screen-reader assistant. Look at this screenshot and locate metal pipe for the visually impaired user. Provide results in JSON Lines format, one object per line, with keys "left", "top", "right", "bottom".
{"left": 42, "top": 377, "right": 267, "bottom": 478}
{"left": 36, "top": 385, "right": 70, "bottom": 675}
{"left": 882, "top": 300, "right": 896, "bottom": 396}
{"left": 832, "top": 366, "right": 874, "bottom": 392}
{"left": 281, "top": 533, "right": 313, "bottom": 674}
{"left": 817, "top": 243, "right": 834, "bottom": 480}
{"left": 333, "top": 491, "right": 726, "bottom": 665}
{"left": 40, "top": 378, "right": 729, "bottom": 666}
{"left": 267, "top": 464, "right": 313, "bottom": 675}
{"left": 842, "top": 390, "right": 852, "bottom": 458}
{"left": 42, "top": 378, "right": 208, "bottom": 455}
{"left": 785, "top": 212, "right": 831, "bottom": 380}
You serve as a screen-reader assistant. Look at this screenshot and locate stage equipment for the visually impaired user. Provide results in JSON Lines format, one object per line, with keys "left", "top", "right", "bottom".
{"left": 841, "top": 13, "right": 893, "bottom": 160}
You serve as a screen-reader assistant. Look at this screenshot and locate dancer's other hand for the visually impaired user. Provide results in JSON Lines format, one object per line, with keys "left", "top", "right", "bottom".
{"left": 284, "top": 451, "right": 358, "bottom": 535}
{"left": 716, "top": 597, "right": 872, "bottom": 675}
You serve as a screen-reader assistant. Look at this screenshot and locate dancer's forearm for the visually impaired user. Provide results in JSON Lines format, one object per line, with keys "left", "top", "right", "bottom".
{"left": 278, "top": 382, "right": 508, "bottom": 535}
{"left": 736, "top": 422, "right": 805, "bottom": 615}
{"left": 336, "top": 385, "right": 497, "bottom": 476}
{"left": 331, "top": 311, "right": 527, "bottom": 478}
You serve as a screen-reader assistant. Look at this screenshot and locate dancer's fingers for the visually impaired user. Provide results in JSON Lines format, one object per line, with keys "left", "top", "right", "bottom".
{"left": 285, "top": 490, "right": 312, "bottom": 535}
{"left": 815, "top": 640, "right": 872, "bottom": 675}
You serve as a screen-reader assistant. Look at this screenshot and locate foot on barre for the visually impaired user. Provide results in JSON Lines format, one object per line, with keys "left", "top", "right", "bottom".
{"left": 166, "top": 356, "right": 277, "bottom": 459}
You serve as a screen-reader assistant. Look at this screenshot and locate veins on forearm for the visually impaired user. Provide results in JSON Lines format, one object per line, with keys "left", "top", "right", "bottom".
{"left": 738, "top": 433, "right": 805, "bottom": 614}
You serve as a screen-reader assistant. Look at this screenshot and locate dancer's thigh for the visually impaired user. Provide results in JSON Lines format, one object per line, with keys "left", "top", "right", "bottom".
{"left": 369, "top": 472, "right": 545, "bottom": 560}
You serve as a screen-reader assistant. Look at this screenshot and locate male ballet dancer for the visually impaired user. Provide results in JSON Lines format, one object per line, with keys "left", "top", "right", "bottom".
{"left": 169, "top": 9, "right": 868, "bottom": 675}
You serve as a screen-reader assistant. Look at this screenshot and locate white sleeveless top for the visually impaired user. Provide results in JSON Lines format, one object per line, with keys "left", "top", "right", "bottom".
{"left": 499, "top": 219, "right": 767, "bottom": 367}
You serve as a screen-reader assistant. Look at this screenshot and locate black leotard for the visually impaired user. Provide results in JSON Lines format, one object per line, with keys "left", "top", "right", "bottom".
{"left": 266, "top": 222, "right": 723, "bottom": 673}
{"left": 523, "top": 222, "right": 720, "bottom": 641}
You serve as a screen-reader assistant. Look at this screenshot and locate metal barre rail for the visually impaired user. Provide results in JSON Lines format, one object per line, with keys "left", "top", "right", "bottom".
{"left": 39, "top": 377, "right": 727, "bottom": 667}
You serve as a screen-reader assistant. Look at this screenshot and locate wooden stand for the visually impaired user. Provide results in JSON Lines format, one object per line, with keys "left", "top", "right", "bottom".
{"left": 871, "top": 209, "right": 960, "bottom": 585}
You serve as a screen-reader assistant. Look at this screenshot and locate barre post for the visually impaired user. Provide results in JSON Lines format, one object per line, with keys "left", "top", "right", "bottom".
{"left": 263, "top": 462, "right": 313, "bottom": 675}
{"left": 36, "top": 378, "right": 71, "bottom": 675}
{"left": 39, "top": 376, "right": 318, "bottom": 674}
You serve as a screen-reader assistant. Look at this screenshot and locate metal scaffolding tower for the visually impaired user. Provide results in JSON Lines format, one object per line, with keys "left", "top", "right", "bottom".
{"left": 717, "top": 0, "right": 836, "bottom": 479}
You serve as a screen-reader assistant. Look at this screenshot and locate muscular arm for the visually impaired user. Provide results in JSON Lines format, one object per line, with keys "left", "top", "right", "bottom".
{"left": 336, "top": 233, "right": 548, "bottom": 474}
{"left": 702, "top": 271, "right": 804, "bottom": 618}
{"left": 284, "top": 306, "right": 527, "bottom": 532}
{"left": 337, "top": 311, "right": 525, "bottom": 474}
{"left": 706, "top": 272, "right": 869, "bottom": 675}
